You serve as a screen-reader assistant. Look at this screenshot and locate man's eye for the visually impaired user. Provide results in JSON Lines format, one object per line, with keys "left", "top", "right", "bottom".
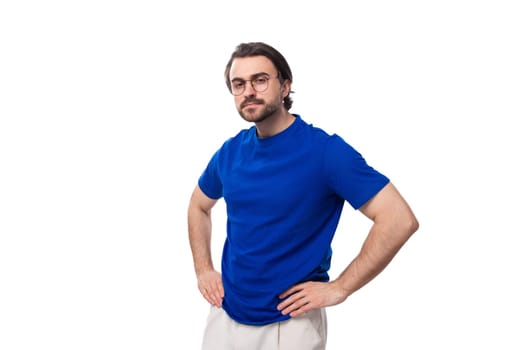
{"left": 232, "top": 81, "right": 245, "bottom": 89}
{"left": 254, "top": 77, "right": 267, "bottom": 85}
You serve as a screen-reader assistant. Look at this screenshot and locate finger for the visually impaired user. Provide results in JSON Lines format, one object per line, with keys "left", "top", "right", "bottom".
{"left": 214, "top": 283, "right": 224, "bottom": 307}
{"left": 277, "top": 296, "right": 294, "bottom": 311}
{"left": 209, "top": 285, "right": 223, "bottom": 306}
{"left": 216, "top": 280, "right": 224, "bottom": 298}
{"left": 289, "top": 303, "right": 312, "bottom": 317}
{"left": 276, "top": 292, "right": 300, "bottom": 311}
{"left": 212, "top": 279, "right": 224, "bottom": 298}
{"left": 281, "top": 297, "right": 310, "bottom": 316}
{"left": 200, "top": 287, "right": 218, "bottom": 307}
{"left": 211, "top": 291, "right": 223, "bottom": 307}
{"left": 279, "top": 284, "right": 303, "bottom": 299}
{"left": 278, "top": 293, "right": 308, "bottom": 313}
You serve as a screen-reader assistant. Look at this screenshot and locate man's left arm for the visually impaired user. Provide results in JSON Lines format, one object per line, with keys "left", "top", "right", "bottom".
{"left": 277, "top": 182, "right": 419, "bottom": 317}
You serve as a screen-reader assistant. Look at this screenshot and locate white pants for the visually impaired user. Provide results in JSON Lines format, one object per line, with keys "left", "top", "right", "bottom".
{"left": 201, "top": 306, "right": 327, "bottom": 350}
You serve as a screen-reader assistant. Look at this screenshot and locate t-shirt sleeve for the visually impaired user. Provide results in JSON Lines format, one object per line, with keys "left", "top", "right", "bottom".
{"left": 324, "top": 134, "right": 390, "bottom": 209}
{"left": 198, "top": 149, "right": 224, "bottom": 200}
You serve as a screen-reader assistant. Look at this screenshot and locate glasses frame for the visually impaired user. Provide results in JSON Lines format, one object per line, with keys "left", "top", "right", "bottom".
{"left": 229, "top": 74, "right": 280, "bottom": 96}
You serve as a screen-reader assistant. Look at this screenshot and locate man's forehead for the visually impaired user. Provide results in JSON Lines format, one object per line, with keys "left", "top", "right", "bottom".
{"left": 230, "top": 56, "right": 276, "bottom": 79}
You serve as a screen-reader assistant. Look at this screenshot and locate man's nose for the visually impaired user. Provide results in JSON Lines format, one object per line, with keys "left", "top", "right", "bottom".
{"left": 243, "top": 82, "right": 256, "bottom": 97}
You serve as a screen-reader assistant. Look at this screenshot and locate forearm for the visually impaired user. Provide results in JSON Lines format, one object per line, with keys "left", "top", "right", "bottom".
{"left": 335, "top": 220, "right": 416, "bottom": 297}
{"left": 188, "top": 193, "right": 224, "bottom": 307}
{"left": 188, "top": 206, "right": 214, "bottom": 275}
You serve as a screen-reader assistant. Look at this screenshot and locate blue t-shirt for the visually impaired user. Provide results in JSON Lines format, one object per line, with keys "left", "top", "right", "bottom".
{"left": 198, "top": 115, "right": 389, "bottom": 325}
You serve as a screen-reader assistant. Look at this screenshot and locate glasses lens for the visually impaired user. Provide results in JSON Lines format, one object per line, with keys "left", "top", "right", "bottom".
{"left": 253, "top": 77, "right": 268, "bottom": 92}
{"left": 230, "top": 77, "right": 270, "bottom": 95}
{"left": 231, "top": 81, "right": 245, "bottom": 95}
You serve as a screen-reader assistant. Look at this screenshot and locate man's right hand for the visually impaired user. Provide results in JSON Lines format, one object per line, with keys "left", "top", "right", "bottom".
{"left": 197, "top": 269, "right": 224, "bottom": 307}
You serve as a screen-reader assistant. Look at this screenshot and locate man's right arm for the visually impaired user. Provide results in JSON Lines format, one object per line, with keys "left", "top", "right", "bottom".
{"left": 187, "top": 185, "right": 224, "bottom": 307}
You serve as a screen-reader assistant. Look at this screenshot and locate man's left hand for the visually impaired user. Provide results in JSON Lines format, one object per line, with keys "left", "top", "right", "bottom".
{"left": 277, "top": 280, "right": 348, "bottom": 317}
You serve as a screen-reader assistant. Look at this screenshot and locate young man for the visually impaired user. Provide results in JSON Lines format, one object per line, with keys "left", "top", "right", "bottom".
{"left": 187, "top": 42, "right": 419, "bottom": 350}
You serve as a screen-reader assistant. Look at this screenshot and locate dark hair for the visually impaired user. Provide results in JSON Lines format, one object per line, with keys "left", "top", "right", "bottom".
{"left": 224, "top": 42, "right": 294, "bottom": 110}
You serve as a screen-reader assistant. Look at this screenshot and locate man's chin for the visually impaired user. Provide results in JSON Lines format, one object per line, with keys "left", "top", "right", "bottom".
{"left": 239, "top": 111, "right": 268, "bottom": 123}
{"left": 239, "top": 103, "right": 277, "bottom": 123}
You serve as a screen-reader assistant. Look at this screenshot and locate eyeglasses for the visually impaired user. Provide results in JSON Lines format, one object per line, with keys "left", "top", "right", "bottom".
{"left": 230, "top": 75, "right": 279, "bottom": 96}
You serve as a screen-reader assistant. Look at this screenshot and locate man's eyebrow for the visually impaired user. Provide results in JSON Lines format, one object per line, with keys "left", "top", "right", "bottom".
{"left": 231, "top": 72, "right": 271, "bottom": 81}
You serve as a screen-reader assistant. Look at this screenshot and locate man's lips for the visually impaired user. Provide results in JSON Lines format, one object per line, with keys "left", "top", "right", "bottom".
{"left": 241, "top": 100, "right": 263, "bottom": 108}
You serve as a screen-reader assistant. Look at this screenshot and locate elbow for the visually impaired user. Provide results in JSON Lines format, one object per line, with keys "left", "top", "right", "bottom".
{"left": 394, "top": 208, "right": 419, "bottom": 239}
{"left": 406, "top": 214, "right": 419, "bottom": 236}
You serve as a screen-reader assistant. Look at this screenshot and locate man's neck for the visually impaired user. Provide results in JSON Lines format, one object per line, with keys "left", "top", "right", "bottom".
{"left": 255, "top": 111, "right": 295, "bottom": 138}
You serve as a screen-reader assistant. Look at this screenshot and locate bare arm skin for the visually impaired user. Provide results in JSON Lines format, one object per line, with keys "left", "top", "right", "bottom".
{"left": 277, "top": 182, "right": 419, "bottom": 317}
{"left": 187, "top": 185, "right": 224, "bottom": 307}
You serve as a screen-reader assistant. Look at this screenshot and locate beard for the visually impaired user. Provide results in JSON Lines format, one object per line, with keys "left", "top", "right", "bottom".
{"left": 238, "top": 97, "right": 280, "bottom": 123}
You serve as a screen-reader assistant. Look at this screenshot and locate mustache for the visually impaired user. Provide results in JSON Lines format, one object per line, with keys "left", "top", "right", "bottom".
{"left": 241, "top": 98, "right": 264, "bottom": 108}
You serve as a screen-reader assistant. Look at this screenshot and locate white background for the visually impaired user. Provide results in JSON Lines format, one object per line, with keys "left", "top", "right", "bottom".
{"left": 1, "top": 1, "right": 524, "bottom": 349}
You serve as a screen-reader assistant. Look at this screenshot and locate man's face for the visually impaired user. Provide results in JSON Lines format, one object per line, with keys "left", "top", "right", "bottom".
{"left": 229, "top": 56, "right": 288, "bottom": 123}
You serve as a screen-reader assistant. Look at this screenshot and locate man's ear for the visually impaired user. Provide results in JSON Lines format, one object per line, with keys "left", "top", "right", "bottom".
{"left": 281, "top": 79, "right": 291, "bottom": 98}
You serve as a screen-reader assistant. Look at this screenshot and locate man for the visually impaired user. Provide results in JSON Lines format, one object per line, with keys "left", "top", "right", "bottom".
{"left": 187, "top": 42, "right": 419, "bottom": 350}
